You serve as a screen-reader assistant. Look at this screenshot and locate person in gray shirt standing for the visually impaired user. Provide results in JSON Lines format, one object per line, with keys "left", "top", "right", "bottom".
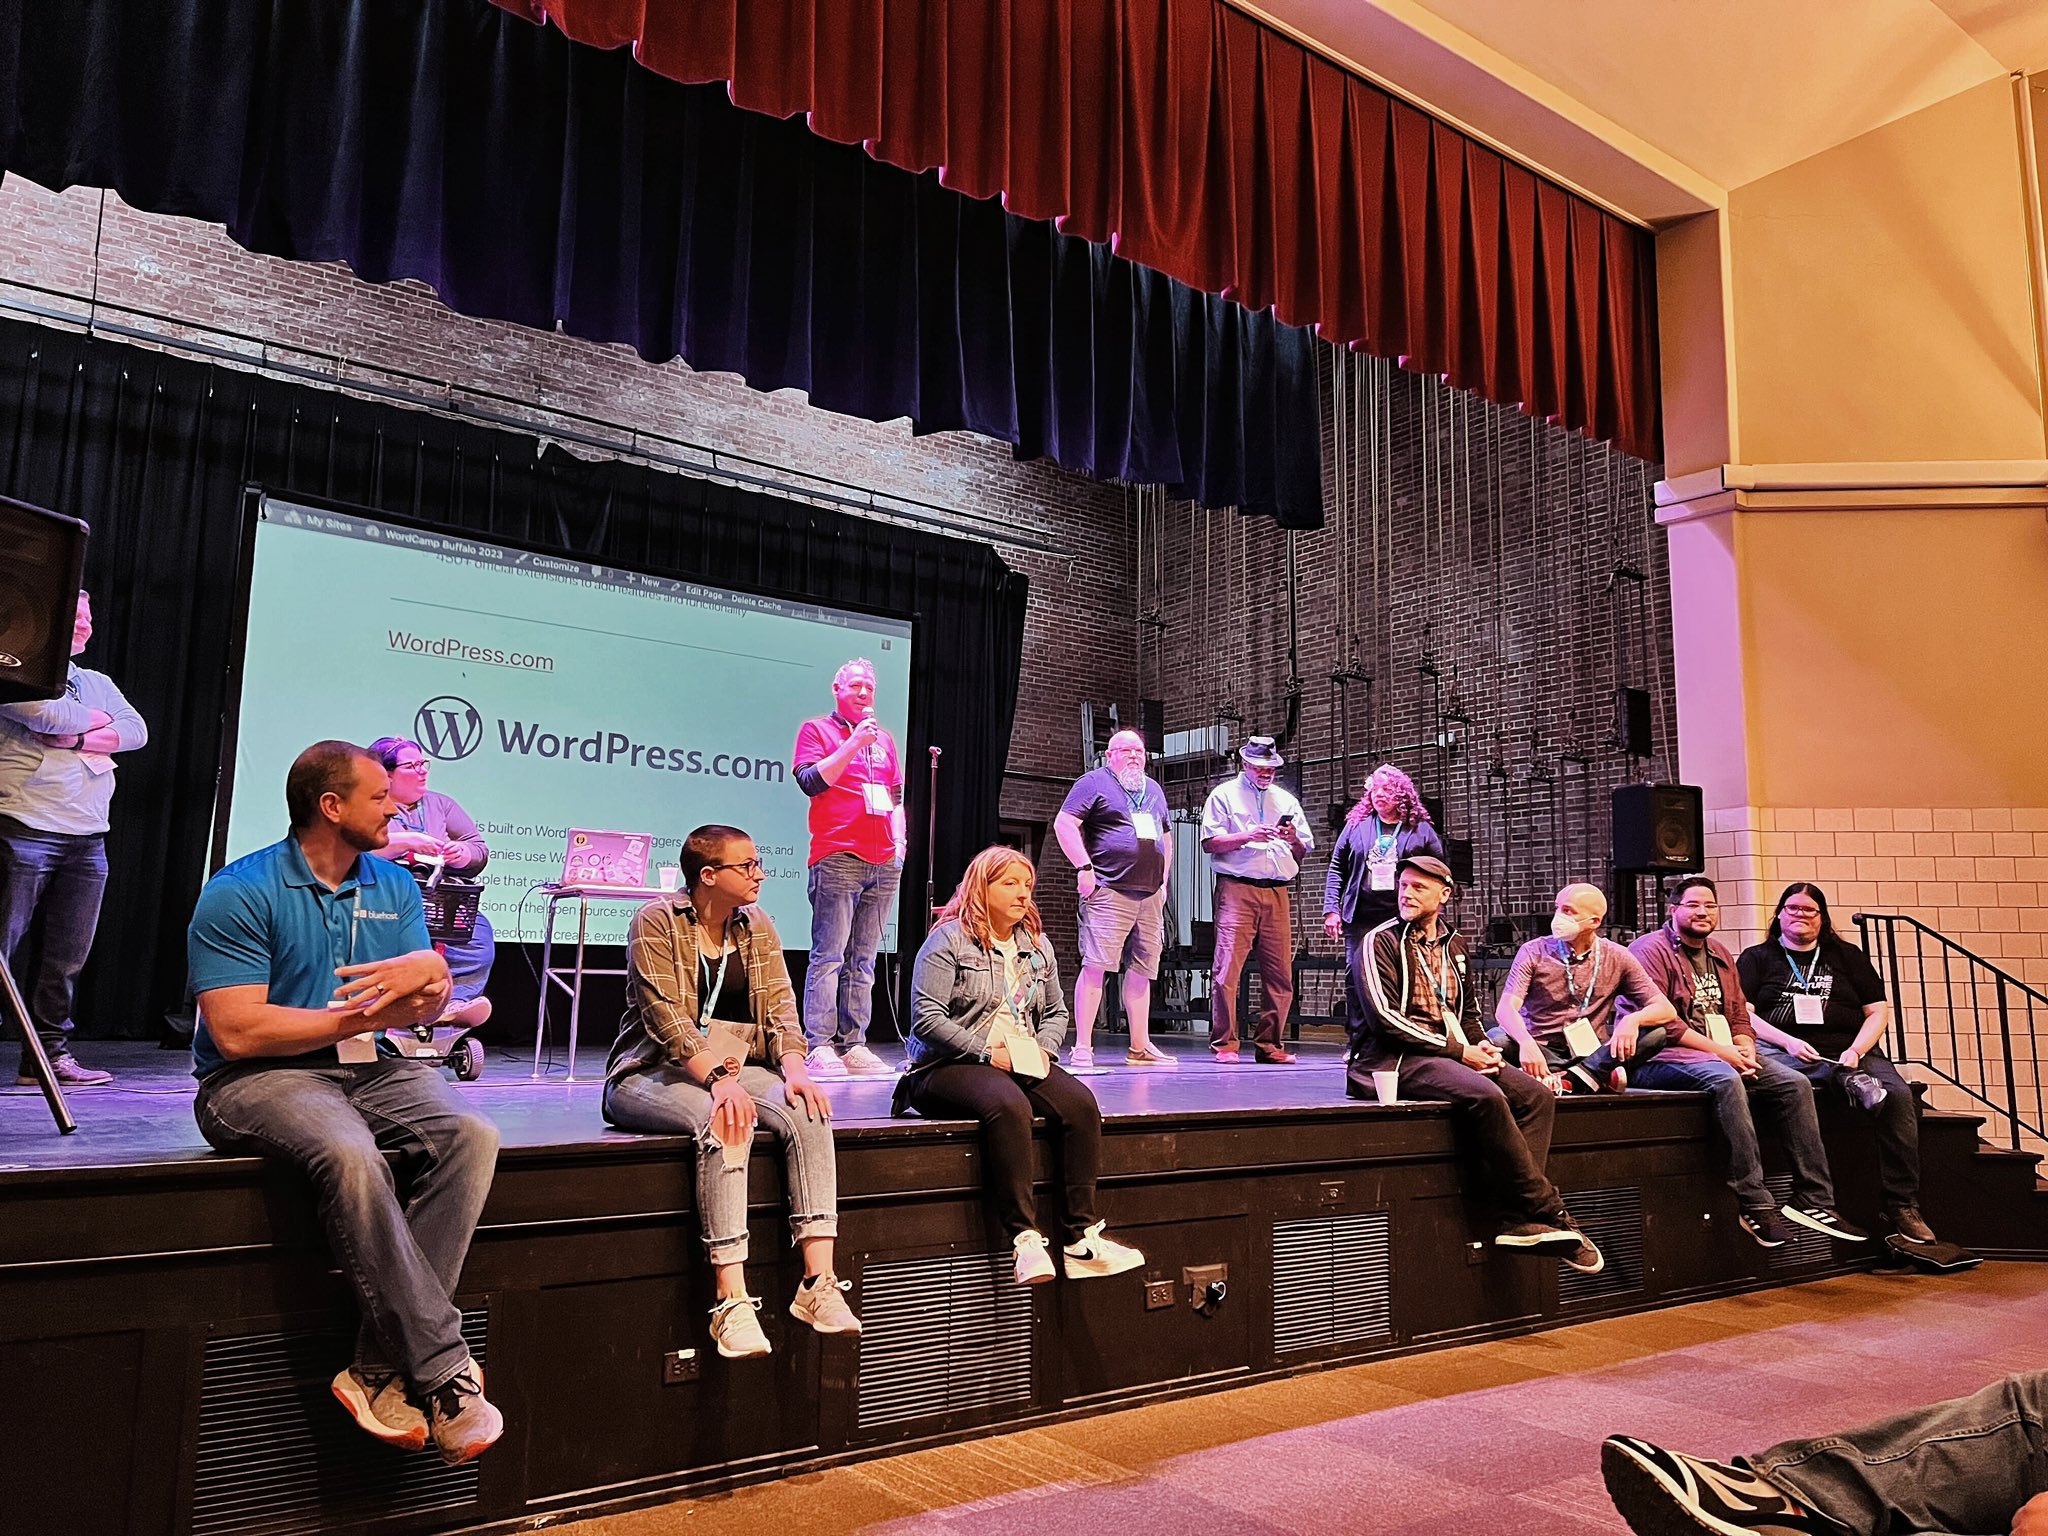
{"left": 0, "top": 590, "right": 147, "bottom": 1085}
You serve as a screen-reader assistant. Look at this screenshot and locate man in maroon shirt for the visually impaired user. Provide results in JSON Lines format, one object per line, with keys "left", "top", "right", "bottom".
{"left": 792, "top": 659, "right": 905, "bottom": 1078}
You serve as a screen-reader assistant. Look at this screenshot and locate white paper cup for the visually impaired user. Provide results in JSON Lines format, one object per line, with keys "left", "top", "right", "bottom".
{"left": 659, "top": 865, "right": 681, "bottom": 891}
{"left": 1372, "top": 1069, "right": 1401, "bottom": 1105}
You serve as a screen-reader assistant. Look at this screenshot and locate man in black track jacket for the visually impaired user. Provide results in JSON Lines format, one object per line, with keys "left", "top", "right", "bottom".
{"left": 1346, "top": 854, "right": 1601, "bottom": 1273}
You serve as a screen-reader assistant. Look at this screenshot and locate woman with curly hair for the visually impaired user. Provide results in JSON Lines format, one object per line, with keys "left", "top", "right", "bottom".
{"left": 899, "top": 846, "right": 1146, "bottom": 1287}
{"left": 1324, "top": 765, "right": 1445, "bottom": 944}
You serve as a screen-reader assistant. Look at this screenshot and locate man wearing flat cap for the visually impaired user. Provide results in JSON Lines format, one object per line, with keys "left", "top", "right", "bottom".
{"left": 1198, "top": 736, "right": 1312, "bottom": 1063}
{"left": 1347, "top": 853, "right": 1603, "bottom": 1273}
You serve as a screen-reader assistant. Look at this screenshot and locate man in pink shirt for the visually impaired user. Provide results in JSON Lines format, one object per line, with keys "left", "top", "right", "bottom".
{"left": 792, "top": 659, "right": 904, "bottom": 1077}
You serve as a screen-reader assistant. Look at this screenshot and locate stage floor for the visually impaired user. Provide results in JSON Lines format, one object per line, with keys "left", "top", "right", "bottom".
{"left": 0, "top": 1036, "right": 1366, "bottom": 1172}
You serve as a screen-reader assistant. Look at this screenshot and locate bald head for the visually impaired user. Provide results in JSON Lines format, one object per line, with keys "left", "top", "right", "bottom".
{"left": 1557, "top": 883, "right": 1607, "bottom": 921}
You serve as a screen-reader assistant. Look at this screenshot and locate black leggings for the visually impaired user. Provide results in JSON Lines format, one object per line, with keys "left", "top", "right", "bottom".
{"left": 905, "top": 1061, "right": 1103, "bottom": 1245}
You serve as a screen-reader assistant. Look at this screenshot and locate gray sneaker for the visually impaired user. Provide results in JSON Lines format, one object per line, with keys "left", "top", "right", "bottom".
{"left": 424, "top": 1362, "right": 502, "bottom": 1465}
{"left": 709, "top": 1294, "right": 773, "bottom": 1358}
{"left": 840, "top": 1045, "right": 891, "bottom": 1075}
{"left": 790, "top": 1274, "right": 863, "bottom": 1335}
{"left": 17, "top": 1053, "right": 113, "bottom": 1087}
{"left": 331, "top": 1364, "right": 427, "bottom": 1451}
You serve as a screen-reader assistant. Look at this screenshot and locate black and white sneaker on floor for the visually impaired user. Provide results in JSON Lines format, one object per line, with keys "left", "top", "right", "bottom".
{"left": 1737, "top": 1208, "right": 1792, "bottom": 1249}
{"left": 1602, "top": 1434, "right": 1839, "bottom": 1535}
{"left": 1781, "top": 1205, "right": 1867, "bottom": 1242}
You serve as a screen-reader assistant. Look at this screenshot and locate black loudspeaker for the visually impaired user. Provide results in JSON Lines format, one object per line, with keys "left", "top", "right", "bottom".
{"left": 1138, "top": 698, "right": 1165, "bottom": 755}
{"left": 1612, "top": 783, "right": 1705, "bottom": 873}
{"left": 1614, "top": 686, "right": 1652, "bottom": 758}
{"left": 1444, "top": 837, "right": 1475, "bottom": 886}
{"left": 0, "top": 498, "right": 88, "bottom": 704}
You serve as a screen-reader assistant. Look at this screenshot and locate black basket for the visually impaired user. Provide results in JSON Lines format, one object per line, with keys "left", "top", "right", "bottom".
{"left": 415, "top": 874, "right": 484, "bottom": 944}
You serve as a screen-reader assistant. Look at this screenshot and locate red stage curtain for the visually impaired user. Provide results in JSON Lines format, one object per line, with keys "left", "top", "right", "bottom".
{"left": 489, "top": 0, "right": 1662, "bottom": 462}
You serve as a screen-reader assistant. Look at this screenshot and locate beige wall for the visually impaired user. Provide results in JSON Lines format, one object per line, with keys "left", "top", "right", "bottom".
{"left": 1725, "top": 77, "right": 2043, "bottom": 464}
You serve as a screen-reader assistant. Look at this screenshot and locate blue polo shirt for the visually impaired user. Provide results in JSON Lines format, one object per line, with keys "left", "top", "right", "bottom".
{"left": 188, "top": 836, "right": 431, "bottom": 1079}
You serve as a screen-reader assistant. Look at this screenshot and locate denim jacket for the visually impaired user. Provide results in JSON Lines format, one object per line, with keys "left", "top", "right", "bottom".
{"left": 906, "top": 918, "right": 1070, "bottom": 1070}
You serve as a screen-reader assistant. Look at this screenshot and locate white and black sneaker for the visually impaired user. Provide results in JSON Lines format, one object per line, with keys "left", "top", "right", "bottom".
{"left": 1495, "top": 1219, "right": 1586, "bottom": 1252}
{"left": 1566, "top": 1062, "right": 1603, "bottom": 1094}
{"left": 1781, "top": 1205, "right": 1868, "bottom": 1242}
{"left": 1062, "top": 1221, "right": 1145, "bottom": 1279}
{"left": 1737, "top": 1208, "right": 1792, "bottom": 1249}
{"left": 1602, "top": 1434, "right": 1839, "bottom": 1535}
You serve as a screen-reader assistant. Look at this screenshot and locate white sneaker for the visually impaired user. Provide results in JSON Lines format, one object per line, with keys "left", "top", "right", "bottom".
{"left": 1013, "top": 1229, "right": 1057, "bottom": 1285}
{"left": 1068, "top": 1044, "right": 1095, "bottom": 1069}
{"left": 708, "top": 1294, "right": 773, "bottom": 1358}
{"left": 789, "top": 1274, "right": 863, "bottom": 1335}
{"left": 1063, "top": 1221, "right": 1146, "bottom": 1279}
{"left": 841, "top": 1044, "right": 891, "bottom": 1075}
{"left": 805, "top": 1045, "right": 848, "bottom": 1078}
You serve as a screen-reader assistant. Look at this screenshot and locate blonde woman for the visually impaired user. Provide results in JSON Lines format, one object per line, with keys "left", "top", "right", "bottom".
{"left": 901, "top": 847, "right": 1146, "bottom": 1286}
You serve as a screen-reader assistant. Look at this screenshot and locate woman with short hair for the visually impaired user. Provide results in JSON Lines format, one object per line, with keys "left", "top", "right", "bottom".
{"left": 900, "top": 847, "right": 1146, "bottom": 1286}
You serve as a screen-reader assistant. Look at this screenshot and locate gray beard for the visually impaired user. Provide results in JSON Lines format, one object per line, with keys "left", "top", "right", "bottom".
{"left": 1114, "top": 766, "right": 1147, "bottom": 795}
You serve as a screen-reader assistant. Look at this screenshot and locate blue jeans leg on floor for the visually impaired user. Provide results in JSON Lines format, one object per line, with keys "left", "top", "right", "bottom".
{"left": 0, "top": 822, "right": 107, "bottom": 1056}
{"left": 804, "top": 853, "right": 899, "bottom": 1051}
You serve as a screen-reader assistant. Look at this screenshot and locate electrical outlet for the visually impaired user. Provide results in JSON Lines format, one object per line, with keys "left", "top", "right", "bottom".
{"left": 1182, "top": 1262, "right": 1227, "bottom": 1291}
{"left": 662, "top": 1348, "right": 700, "bottom": 1384}
{"left": 1144, "top": 1278, "right": 1175, "bottom": 1311}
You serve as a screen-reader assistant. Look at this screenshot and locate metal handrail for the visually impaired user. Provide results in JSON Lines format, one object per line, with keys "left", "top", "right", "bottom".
{"left": 1855, "top": 912, "right": 2046, "bottom": 1153}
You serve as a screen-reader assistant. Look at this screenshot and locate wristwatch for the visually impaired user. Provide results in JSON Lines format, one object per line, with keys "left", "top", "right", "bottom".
{"left": 704, "top": 1059, "right": 737, "bottom": 1086}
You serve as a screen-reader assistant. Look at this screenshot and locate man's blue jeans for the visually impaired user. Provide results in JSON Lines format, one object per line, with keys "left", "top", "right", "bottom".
{"left": 0, "top": 818, "right": 107, "bottom": 1056}
{"left": 804, "top": 853, "right": 899, "bottom": 1051}
{"left": 1751, "top": 1370, "right": 2046, "bottom": 1533}
{"left": 194, "top": 1058, "right": 500, "bottom": 1394}
{"left": 1627, "top": 1048, "right": 1836, "bottom": 1213}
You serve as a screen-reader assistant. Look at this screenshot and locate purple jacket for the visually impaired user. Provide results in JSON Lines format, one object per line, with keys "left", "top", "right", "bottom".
{"left": 1626, "top": 924, "right": 1753, "bottom": 1040}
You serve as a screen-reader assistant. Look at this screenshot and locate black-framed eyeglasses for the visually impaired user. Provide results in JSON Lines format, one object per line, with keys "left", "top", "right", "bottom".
{"left": 707, "top": 858, "right": 765, "bottom": 876}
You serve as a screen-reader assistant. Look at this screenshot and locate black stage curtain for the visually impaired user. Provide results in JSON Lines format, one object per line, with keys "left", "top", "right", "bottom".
{"left": 0, "top": 317, "right": 1027, "bottom": 1037}
{"left": 0, "top": 0, "right": 1323, "bottom": 527}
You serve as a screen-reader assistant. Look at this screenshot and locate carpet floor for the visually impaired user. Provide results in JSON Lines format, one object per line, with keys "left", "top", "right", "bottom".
{"left": 557, "top": 1262, "right": 2048, "bottom": 1535}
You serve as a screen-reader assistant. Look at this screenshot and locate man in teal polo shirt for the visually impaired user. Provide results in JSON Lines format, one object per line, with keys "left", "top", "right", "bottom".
{"left": 188, "top": 740, "right": 503, "bottom": 1466}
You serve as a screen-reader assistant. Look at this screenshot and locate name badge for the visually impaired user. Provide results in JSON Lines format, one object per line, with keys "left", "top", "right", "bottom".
{"left": 1792, "top": 993, "right": 1826, "bottom": 1027}
{"left": 861, "top": 782, "right": 894, "bottom": 816}
{"left": 336, "top": 1030, "right": 379, "bottom": 1064}
{"left": 1368, "top": 852, "right": 1396, "bottom": 892}
{"left": 1131, "top": 811, "right": 1161, "bottom": 841}
{"left": 1703, "top": 1014, "right": 1734, "bottom": 1049}
{"left": 1562, "top": 1019, "right": 1601, "bottom": 1059}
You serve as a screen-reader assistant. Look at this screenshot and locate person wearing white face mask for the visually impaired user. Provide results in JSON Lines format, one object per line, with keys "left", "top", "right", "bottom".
{"left": 1492, "top": 883, "right": 1678, "bottom": 1094}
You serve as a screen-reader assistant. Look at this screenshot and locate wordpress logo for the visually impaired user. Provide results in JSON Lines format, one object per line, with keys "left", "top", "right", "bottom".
{"left": 415, "top": 696, "right": 484, "bottom": 760}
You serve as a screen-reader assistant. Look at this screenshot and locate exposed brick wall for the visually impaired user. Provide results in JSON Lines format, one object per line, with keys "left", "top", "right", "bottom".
{"left": 1145, "top": 356, "right": 1675, "bottom": 964}
{"left": 0, "top": 182, "right": 1678, "bottom": 991}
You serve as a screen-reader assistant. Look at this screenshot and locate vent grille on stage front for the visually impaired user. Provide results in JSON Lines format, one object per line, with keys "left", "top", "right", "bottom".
{"left": 1559, "top": 1188, "right": 1645, "bottom": 1304}
{"left": 1765, "top": 1175, "right": 1836, "bottom": 1270}
{"left": 856, "top": 1252, "right": 1034, "bottom": 1430}
{"left": 190, "top": 1310, "right": 488, "bottom": 1536}
{"left": 1272, "top": 1211, "right": 1394, "bottom": 1353}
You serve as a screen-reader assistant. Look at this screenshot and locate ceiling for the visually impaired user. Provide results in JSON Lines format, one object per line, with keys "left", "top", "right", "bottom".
{"left": 1249, "top": 0, "right": 2048, "bottom": 217}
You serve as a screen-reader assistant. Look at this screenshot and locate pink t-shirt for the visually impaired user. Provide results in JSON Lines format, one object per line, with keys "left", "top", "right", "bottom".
{"left": 793, "top": 714, "right": 902, "bottom": 866}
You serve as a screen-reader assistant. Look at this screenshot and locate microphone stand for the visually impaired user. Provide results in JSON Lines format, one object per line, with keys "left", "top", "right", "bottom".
{"left": 926, "top": 746, "right": 942, "bottom": 921}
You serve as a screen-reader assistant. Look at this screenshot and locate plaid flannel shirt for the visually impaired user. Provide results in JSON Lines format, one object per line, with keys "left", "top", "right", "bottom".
{"left": 604, "top": 896, "right": 804, "bottom": 1085}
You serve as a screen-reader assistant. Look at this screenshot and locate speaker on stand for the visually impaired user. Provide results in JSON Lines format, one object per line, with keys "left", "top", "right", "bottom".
{"left": 1611, "top": 784, "right": 1704, "bottom": 939}
{"left": 0, "top": 496, "right": 88, "bottom": 1133}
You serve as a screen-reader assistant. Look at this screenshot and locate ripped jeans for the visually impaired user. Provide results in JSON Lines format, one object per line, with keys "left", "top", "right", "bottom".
{"left": 604, "top": 1061, "right": 839, "bottom": 1266}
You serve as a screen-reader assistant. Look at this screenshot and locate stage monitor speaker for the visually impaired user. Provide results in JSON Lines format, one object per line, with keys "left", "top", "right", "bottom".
{"left": 1138, "top": 699, "right": 1164, "bottom": 755}
{"left": 1613, "top": 686, "right": 1652, "bottom": 759}
{"left": 1444, "top": 837, "right": 1474, "bottom": 886}
{"left": 0, "top": 497, "right": 88, "bottom": 705}
{"left": 1612, "top": 783, "right": 1704, "bottom": 872}
{"left": 1421, "top": 795, "right": 1447, "bottom": 834}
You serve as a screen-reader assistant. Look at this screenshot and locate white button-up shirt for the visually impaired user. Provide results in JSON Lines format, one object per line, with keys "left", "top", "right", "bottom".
{"left": 1201, "top": 773, "right": 1313, "bottom": 882}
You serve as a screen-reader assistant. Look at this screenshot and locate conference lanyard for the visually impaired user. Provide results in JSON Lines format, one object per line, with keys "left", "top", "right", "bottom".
{"left": 994, "top": 939, "right": 1034, "bottom": 1017}
{"left": 1782, "top": 943, "right": 1824, "bottom": 993}
{"left": 1414, "top": 934, "right": 1459, "bottom": 1018}
{"left": 698, "top": 926, "right": 734, "bottom": 1021}
{"left": 1557, "top": 937, "right": 1601, "bottom": 1015}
